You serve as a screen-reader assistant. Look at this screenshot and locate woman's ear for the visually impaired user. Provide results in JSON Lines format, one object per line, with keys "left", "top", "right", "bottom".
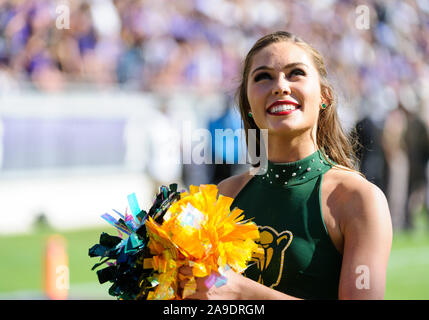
{"left": 320, "top": 84, "right": 333, "bottom": 107}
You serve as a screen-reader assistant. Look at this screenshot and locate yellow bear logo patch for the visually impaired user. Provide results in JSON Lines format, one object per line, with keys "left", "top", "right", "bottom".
{"left": 248, "top": 226, "right": 293, "bottom": 288}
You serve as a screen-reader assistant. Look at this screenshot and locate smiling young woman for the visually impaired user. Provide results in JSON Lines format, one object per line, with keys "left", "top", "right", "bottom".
{"left": 178, "top": 31, "right": 392, "bottom": 300}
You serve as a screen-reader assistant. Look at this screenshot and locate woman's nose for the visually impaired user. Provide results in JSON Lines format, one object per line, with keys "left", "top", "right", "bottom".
{"left": 272, "top": 76, "right": 291, "bottom": 96}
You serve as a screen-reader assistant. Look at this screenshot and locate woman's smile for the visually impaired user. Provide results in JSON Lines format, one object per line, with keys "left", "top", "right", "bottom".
{"left": 266, "top": 100, "right": 302, "bottom": 116}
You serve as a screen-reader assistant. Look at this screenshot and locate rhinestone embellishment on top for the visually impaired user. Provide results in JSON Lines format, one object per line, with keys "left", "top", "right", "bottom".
{"left": 256, "top": 150, "right": 332, "bottom": 187}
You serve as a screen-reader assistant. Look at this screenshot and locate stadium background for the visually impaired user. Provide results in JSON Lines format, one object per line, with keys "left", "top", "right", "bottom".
{"left": 0, "top": 0, "right": 428, "bottom": 299}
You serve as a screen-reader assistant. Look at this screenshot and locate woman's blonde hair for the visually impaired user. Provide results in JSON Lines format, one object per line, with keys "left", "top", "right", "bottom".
{"left": 236, "top": 31, "right": 360, "bottom": 171}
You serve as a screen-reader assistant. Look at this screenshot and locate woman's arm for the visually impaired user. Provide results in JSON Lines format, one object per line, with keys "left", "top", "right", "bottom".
{"left": 337, "top": 180, "right": 392, "bottom": 299}
{"left": 178, "top": 266, "right": 301, "bottom": 300}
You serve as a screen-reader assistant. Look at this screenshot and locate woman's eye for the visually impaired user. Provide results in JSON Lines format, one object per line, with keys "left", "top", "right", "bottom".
{"left": 254, "top": 72, "right": 271, "bottom": 82}
{"left": 289, "top": 68, "right": 305, "bottom": 77}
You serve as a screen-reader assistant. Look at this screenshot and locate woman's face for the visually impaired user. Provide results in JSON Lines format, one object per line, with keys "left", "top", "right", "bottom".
{"left": 246, "top": 41, "right": 323, "bottom": 137}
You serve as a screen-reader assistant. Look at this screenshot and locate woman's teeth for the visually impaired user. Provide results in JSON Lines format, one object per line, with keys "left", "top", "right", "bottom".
{"left": 268, "top": 104, "right": 299, "bottom": 113}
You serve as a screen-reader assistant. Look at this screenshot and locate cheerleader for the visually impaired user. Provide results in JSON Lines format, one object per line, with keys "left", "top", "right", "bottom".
{"left": 179, "top": 31, "right": 392, "bottom": 300}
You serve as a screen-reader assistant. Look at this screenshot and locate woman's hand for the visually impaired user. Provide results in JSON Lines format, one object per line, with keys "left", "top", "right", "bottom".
{"left": 178, "top": 266, "right": 244, "bottom": 300}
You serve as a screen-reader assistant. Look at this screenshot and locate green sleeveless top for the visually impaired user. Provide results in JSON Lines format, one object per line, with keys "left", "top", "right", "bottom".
{"left": 231, "top": 150, "right": 342, "bottom": 300}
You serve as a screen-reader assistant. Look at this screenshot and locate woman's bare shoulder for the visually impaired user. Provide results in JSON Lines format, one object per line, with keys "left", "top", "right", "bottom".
{"left": 323, "top": 166, "right": 390, "bottom": 224}
{"left": 217, "top": 170, "right": 254, "bottom": 199}
{"left": 324, "top": 166, "right": 382, "bottom": 195}
{"left": 323, "top": 166, "right": 369, "bottom": 190}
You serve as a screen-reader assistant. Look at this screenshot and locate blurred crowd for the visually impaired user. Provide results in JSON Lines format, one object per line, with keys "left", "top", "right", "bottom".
{"left": 0, "top": 0, "right": 428, "bottom": 231}
{"left": 0, "top": 0, "right": 425, "bottom": 97}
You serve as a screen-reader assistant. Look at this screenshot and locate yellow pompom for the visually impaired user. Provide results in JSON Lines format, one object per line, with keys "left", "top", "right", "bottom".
{"left": 144, "top": 184, "right": 260, "bottom": 300}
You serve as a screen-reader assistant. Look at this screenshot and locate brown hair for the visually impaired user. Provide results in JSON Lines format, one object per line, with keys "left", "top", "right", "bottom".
{"left": 236, "top": 31, "right": 360, "bottom": 171}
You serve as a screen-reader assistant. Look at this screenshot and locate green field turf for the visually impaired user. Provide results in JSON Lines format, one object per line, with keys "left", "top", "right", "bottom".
{"left": 0, "top": 210, "right": 428, "bottom": 299}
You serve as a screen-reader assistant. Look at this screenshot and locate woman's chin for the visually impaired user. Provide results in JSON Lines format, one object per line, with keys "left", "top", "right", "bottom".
{"left": 266, "top": 121, "right": 303, "bottom": 135}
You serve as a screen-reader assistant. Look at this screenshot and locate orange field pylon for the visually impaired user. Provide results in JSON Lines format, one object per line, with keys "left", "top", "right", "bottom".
{"left": 44, "top": 234, "right": 69, "bottom": 300}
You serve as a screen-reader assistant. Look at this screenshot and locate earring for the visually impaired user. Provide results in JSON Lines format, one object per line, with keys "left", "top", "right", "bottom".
{"left": 248, "top": 111, "right": 253, "bottom": 118}
{"left": 321, "top": 103, "right": 327, "bottom": 109}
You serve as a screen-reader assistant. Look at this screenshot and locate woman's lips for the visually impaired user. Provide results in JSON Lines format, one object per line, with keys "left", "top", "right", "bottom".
{"left": 266, "top": 100, "right": 301, "bottom": 116}
{"left": 267, "top": 105, "right": 301, "bottom": 116}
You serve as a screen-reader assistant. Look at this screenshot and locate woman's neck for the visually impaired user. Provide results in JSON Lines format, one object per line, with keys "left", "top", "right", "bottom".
{"left": 266, "top": 133, "right": 318, "bottom": 163}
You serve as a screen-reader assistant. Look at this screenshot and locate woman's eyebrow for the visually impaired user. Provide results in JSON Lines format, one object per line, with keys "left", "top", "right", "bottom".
{"left": 251, "top": 62, "right": 308, "bottom": 76}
